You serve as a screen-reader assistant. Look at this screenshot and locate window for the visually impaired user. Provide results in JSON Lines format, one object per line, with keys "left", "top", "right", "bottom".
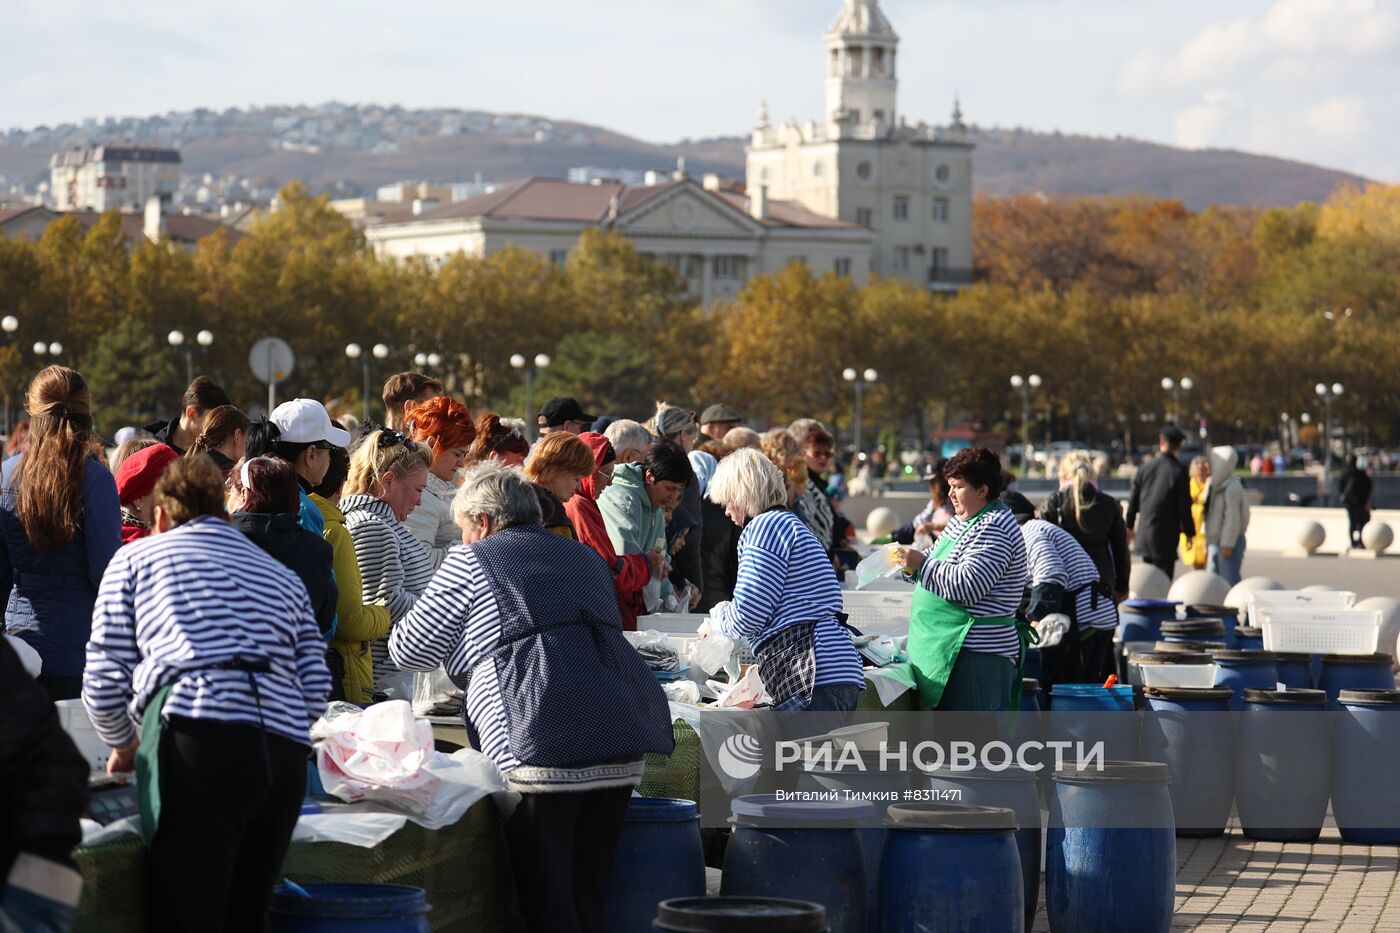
{"left": 893, "top": 196, "right": 909, "bottom": 221}
{"left": 834, "top": 257, "right": 852, "bottom": 277}
{"left": 812, "top": 161, "right": 824, "bottom": 178}
{"left": 713, "top": 255, "right": 747, "bottom": 280}
{"left": 549, "top": 249, "right": 569, "bottom": 267}
{"left": 935, "top": 164, "right": 951, "bottom": 184}
{"left": 893, "top": 247, "right": 910, "bottom": 272}
{"left": 856, "top": 207, "right": 873, "bottom": 228}
{"left": 871, "top": 47, "right": 885, "bottom": 77}
{"left": 856, "top": 160, "right": 872, "bottom": 181}
{"left": 930, "top": 247, "right": 950, "bottom": 272}
{"left": 829, "top": 49, "right": 840, "bottom": 77}
{"left": 849, "top": 109, "right": 862, "bottom": 125}
{"left": 873, "top": 109, "right": 885, "bottom": 124}
{"left": 933, "top": 198, "right": 950, "bottom": 223}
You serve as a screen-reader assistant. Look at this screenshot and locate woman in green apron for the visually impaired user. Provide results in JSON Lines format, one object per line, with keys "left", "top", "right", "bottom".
{"left": 894, "top": 447, "right": 1031, "bottom": 712}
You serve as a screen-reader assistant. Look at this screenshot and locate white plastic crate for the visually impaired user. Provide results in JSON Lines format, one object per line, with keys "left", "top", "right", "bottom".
{"left": 842, "top": 590, "right": 913, "bottom": 638}
{"left": 1258, "top": 607, "right": 1381, "bottom": 655}
{"left": 1247, "top": 590, "right": 1355, "bottom": 627}
{"left": 1137, "top": 662, "right": 1218, "bottom": 689}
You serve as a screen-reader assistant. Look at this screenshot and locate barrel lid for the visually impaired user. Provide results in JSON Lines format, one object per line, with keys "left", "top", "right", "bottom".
{"left": 921, "top": 764, "right": 1038, "bottom": 783}
{"left": 1050, "top": 683, "right": 1135, "bottom": 697}
{"left": 1185, "top": 603, "right": 1240, "bottom": 619}
{"left": 655, "top": 897, "right": 827, "bottom": 932}
{"left": 1209, "top": 649, "right": 1279, "bottom": 662}
{"left": 1123, "top": 599, "right": 1180, "bottom": 609}
{"left": 730, "top": 793, "right": 876, "bottom": 827}
{"left": 1144, "top": 686, "right": 1234, "bottom": 701}
{"left": 1161, "top": 619, "right": 1226, "bottom": 635}
{"left": 627, "top": 796, "right": 699, "bottom": 821}
{"left": 1339, "top": 689, "right": 1400, "bottom": 706}
{"left": 1271, "top": 651, "right": 1313, "bottom": 662}
{"left": 1131, "top": 651, "right": 1212, "bottom": 664}
{"left": 269, "top": 883, "right": 430, "bottom": 918}
{"left": 1243, "top": 688, "right": 1327, "bottom": 706}
{"left": 886, "top": 803, "right": 1018, "bottom": 831}
{"left": 1236, "top": 626, "right": 1263, "bottom": 637}
{"left": 1022, "top": 677, "right": 1041, "bottom": 692}
{"left": 1154, "top": 640, "right": 1226, "bottom": 653}
{"left": 1321, "top": 652, "right": 1393, "bottom": 665}
{"left": 1053, "top": 760, "right": 1170, "bottom": 784}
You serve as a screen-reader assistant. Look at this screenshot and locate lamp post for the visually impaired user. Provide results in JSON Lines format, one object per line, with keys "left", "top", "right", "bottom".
{"left": 168, "top": 329, "right": 214, "bottom": 385}
{"left": 0, "top": 316, "right": 17, "bottom": 432}
{"left": 510, "top": 353, "right": 551, "bottom": 439}
{"left": 842, "top": 367, "right": 878, "bottom": 456}
{"left": 1160, "top": 376, "right": 1193, "bottom": 424}
{"left": 345, "top": 342, "right": 390, "bottom": 425}
{"left": 1315, "top": 382, "right": 1344, "bottom": 504}
{"left": 1010, "top": 373, "right": 1041, "bottom": 477}
{"left": 33, "top": 340, "right": 63, "bottom": 363}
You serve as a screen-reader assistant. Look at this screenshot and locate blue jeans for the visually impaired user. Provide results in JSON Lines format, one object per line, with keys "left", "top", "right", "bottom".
{"left": 1207, "top": 536, "right": 1246, "bottom": 587}
{"left": 806, "top": 683, "right": 861, "bottom": 712}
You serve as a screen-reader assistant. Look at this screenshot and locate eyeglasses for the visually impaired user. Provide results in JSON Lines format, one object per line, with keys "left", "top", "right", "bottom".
{"left": 810, "top": 447, "right": 835, "bottom": 457}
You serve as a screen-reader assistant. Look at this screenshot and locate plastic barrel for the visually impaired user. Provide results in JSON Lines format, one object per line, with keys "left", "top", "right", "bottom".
{"left": 1273, "top": 652, "right": 1314, "bottom": 689}
{"left": 1210, "top": 650, "right": 1281, "bottom": 711}
{"left": 1234, "top": 626, "right": 1264, "bottom": 651}
{"left": 1047, "top": 684, "right": 1138, "bottom": 760}
{"left": 1333, "top": 689, "right": 1400, "bottom": 844}
{"left": 1236, "top": 689, "right": 1330, "bottom": 842}
{"left": 1160, "top": 619, "right": 1225, "bottom": 647}
{"left": 654, "top": 897, "right": 828, "bottom": 932}
{"left": 1119, "top": 599, "right": 1180, "bottom": 643}
{"left": 1046, "top": 761, "right": 1175, "bottom": 933}
{"left": 604, "top": 797, "right": 705, "bottom": 933}
{"left": 1318, "top": 654, "right": 1395, "bottom": 709}
{"left": 1184, "top": 604, "right": 1239, "bottom": 647}
{"left": 722, "top": 795, "right": 874, "bottom": 933}
{"left": 924, "top": 769, "right": 1041, "bottom": 932}
{"left": 878, "top": 804, "right": 1023, "bottom": 933}
{"left": 1141, "top": 687, "right": 1234, "bottom": 837}
{"left": 1020, "top": 678, "right": 1042, "bottom": 715}
{"left": 1153, "top": 641, "right": 1226, "bottom": 654}
{"left": 267, "top": 884, "right": 431, "bottom": 933}
{"left": 1022, "top": 646, "right": 1042, "bottom": 684}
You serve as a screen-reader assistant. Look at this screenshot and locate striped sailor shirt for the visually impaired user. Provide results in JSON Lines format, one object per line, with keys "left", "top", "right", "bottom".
{"left": 82, "top": 517, "right": 331, "bottom": 749}
{"left": 918, "top": 504, "right": 1028, "bottom": 660}
{"left": 1022, "top": 519, "right": 1119, "bottom": 630}
{"left": 714, "top": 509, "right": 864, "bottom": 689}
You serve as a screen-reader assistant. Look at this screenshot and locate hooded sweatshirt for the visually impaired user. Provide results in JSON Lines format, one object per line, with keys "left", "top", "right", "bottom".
{"left": 1204, "top": 446, "right": 1250, "bottom": 547}
{"left": 231, "top": 511, "right": 338, "bottom": 637}
{"left": 597, "top": 461, "right": 671, "bottom": 619}
{"left": 565, "top": 433, "right": 650, "bottom": 630}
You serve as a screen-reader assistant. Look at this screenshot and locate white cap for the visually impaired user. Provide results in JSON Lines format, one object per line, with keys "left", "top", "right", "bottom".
{"left": 114, "top": 426, "right": 138, "bottom": 447}
{"left": 270, "top": 399, "right": 351, "bottom": 448}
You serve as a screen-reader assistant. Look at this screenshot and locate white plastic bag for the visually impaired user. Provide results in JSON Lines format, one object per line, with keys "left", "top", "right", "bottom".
{"left": 1034, "top": 613, "right": 1071, "bottom": 649}
{"left": 692, "top": 604, "right": 739, "bottom": 676}
{"left": 715, "top": 665, "right": 765, "bottom": 709}
{"left": 855, "top": 545, "right": 903, "bottom": 590}
{"left": 411, "top": 666, "right": 463, "bottom": 717}
{"left": 662, "top": 680, "right": 701, "bottom": 705}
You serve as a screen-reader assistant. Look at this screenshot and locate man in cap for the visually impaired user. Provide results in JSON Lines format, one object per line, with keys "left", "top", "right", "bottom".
{"left": 1126, "top": 425, "right": 1195, "bottom": 580}
{"left": 699, "top": 404, "right": 743, "bottom": 441}
{"left": 537, "top": 397, "right": 595, "bottom": 436}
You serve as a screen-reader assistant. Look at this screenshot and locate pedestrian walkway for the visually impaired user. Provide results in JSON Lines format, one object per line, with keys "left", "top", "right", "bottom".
{"left": 1032, "top": 828, "right": 1400, "bottom": 931}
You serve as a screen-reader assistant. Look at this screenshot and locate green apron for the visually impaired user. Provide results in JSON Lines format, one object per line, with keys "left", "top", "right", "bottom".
{"left": 135, "top": 682, "right": 175, "bottom": 846}
{"left": 907, "top": 501, "right": 1035, "bottom": 710}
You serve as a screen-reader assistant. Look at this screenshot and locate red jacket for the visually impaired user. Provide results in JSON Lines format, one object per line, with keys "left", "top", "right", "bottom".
{"left": 565, "top": 433, "right": 651, "bottom": 630}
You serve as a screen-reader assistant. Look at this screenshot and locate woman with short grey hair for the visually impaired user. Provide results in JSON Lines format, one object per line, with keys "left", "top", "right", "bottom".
{"left": 703, "top": 449, "right": 863, "bottom": 712}
{"left": 388, "top": 460, "right": 673, "bottom": 933}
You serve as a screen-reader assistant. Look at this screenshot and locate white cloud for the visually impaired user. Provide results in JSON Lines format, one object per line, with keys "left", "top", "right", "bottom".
{"left": 1175, "top": 19, "right": 1259, "bottom": 84}
{"left": 1173, "top": 92, "right": 1236, "bottom": 149}
{"left": 1304, "top": 96, "right": 1368, "bottom": 139}
{"left": 1262, "top": 0, "right": 1398, "bottom": 54}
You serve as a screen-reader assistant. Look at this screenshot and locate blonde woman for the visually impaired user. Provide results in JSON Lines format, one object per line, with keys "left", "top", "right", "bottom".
{"left": 341, "top": 429, "right": 433, "bottom": 697}
{"left": 760, "top": 427, "right": 807, "bottom": 515}
{"left": 1039, "top": 450, "right": 1129, "bottom": 603}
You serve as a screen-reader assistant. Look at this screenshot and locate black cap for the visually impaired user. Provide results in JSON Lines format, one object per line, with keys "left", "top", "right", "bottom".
{"left": 1000, "top": 490, "right": 1036, "bottom": 524}
{"left": 1160, "top": 424, "right": 1186, "bottom": 445}
{"left": 538, "top": 396, "right": 595, "bottom": 427}
{"left": 921, "top": 458, "right": 945, "bottom": 483}
{"left": 700, "top": 403, "right": 743, "bottom": 426}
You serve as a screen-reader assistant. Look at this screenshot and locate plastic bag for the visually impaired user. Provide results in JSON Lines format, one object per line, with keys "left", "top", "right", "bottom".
{"left": 630, "top": 630, "right": 680, "bottom": 672}
{"left": 855, "top": 545, "right": 903, "bottom": 590}
{"left": 715, "top": 665, "right": 765, "bottom": 709}
{"left": 1034, "top": 613, "right": 1071, "bottom": 649}
{"left": 692, "top": 604, "right": 739, "bottom": 676}
{"left": 411, "top": 666, "right": 463, "bottom": 717}
{"left": 662, "top": 680, "right": 701, "bottom": 705}
{"left": 666, "top": 583, "right": 696, "bottom": 614}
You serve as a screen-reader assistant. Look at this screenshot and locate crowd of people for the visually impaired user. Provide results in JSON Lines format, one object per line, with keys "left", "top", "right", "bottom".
{"left": 0, "top": 356, "right": 1268, "bottom": 932}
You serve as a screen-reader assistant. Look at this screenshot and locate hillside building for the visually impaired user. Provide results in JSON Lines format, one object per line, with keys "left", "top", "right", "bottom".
{"left": 48, "top": 145, "right": 181, "bottom": 212}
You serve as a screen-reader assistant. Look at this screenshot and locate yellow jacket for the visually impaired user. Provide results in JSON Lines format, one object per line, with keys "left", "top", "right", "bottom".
{"left": 314, "top": 493, "right": 392, "bottom": 703}
{"left": 1179, "top": 477, "right": 1208, "bottom": 569}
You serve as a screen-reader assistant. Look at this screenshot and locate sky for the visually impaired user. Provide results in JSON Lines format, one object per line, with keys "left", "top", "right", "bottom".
{"left": 5, "top": 0, "right": 1397, "bottom": 180}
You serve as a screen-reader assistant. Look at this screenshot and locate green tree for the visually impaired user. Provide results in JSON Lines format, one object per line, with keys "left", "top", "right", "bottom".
{"left": 81, "top": 316, "right": 182, "bottom": 433}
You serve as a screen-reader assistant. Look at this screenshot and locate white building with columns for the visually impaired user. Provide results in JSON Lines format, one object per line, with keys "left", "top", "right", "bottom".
{"left": 746, "top": 0, "right": 974, "bottom": 289}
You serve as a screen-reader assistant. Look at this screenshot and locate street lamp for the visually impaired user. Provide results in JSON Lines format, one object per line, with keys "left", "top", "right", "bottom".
{"left": 168, "top": 329, "right": 215, "bottom": 384}
{"left": 33, "top": 341, "right": 62, "bottom": 361}
{"left": 1160, "top": 376, "right": 1193, "bottom": 424}
{"left": 1315, "top": 382, "right": 1344, "bottom": 504}
{"left": 511, "top": 353, "right": 551, "bottom": 439}
{"left": 346, "top": 342, "right": 391, "bottom": 424}
{"left": 1010, "top": 373, "right": 1042, "bottom": 477}
{"left": 842, "top": 367, "right": 878, "bottom": 456}
{"left": 0, "top": 316, "right": 16, "bottom": 338}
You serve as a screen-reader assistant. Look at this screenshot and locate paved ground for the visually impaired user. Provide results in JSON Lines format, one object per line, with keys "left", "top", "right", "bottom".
{"left": 1030, "top": 824, "right": 1400, "bottom": 932}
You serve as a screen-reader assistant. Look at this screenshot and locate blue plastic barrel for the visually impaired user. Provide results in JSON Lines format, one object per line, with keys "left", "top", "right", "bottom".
{"left": 1234, "top": 626, "right": 1264, "bottom": 651}
{"left": 1160, "top": 619, "right": 1225, "bottom": 647}
{"left": 1020, "top": 678, "right": 1042, "bottom": 715}
{"left": 1119, "top": 599, "right": 1180, "bottom": 644}
{"left": 1184, "top": 604, "right": 1239, "bottom": 647}
{"left": 1022, "top": 646, "right": 1042, "bottom": 683}
{"left": 878, "top": 804, "right": 1023, "bottom": 933}
{"left": 1318, "top": 654, "right": 1395, "bottom": 708}
{"left": 604, "top": 797, "right": 705, "bottom": 933}
{"left": 654, "top": 896, "right": 828, "bottom": 932}
{"left": 267, "top": 884, "right": 431, "bottom": 933}
{"left": 1273, "top": 652, "right": 1314, "bottom": 689}
{"left": 1141, "top": 687, "right": 1234, "bottom": 837}
{"left": 1047, "top": 684, "right": 1138, "bottom": 760}
{"left": 924, "top": 768, "right": 1041, "bottom": 931}
{"left": 1210, "top": 651, "right": 1281, "bottom": 711}
{"left": 1236, "top": 688, "right": 1330, "bottom": 842}
{"left": 722, "top": 795, "right": 874, "bottom": 933}
{"left": 1046, "top": 761, "right": 1175, "bottom": 933}
{"left": 1333, "top": 689, "right": 1400, "bottom": 844}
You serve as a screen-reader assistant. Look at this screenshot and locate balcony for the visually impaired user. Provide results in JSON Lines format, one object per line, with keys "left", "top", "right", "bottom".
{"left": 927, "top": 266, "right": 975, "bottom": 290}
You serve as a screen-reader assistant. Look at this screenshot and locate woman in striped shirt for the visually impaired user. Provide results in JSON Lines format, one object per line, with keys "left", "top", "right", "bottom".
{"left": 341, "top": 430, "right": 433, "bottom": 699}
{"left": 81, "top": 455, "right": 330, "bottom": 932}
{"left": 704, "top": 449, "right": 864, "bottom": 712}
{"left": 896, "top": 448, "right": 1030, "bottom": 711}
{"left": 388, "top": 461, "right": 672, "bottom": 933}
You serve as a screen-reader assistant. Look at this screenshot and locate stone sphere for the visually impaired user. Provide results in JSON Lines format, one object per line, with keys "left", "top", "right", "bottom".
{"left": 1296, "top": 521, "right": 1325, "bottom": 552}
{"left": 866, "top": 506, "right": 902, "bottom": 538}
{"left": 1355, "top": 596, "right": 1400, "bottom": 668}
{"left": 1362, "top": 521, "right": 1395, "bottom": 553}
{"left": 1225, "top": 576, "right": 1283, "bottom": 611}
{"left": 1300, "top": 584, "right": 1335, "bottom": 592}
{"left": 1168, "top": 570, "right": 1232, "bottom": 607}
{"left": 1129, "top": 562, "right": 1171, "bottom": 600}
